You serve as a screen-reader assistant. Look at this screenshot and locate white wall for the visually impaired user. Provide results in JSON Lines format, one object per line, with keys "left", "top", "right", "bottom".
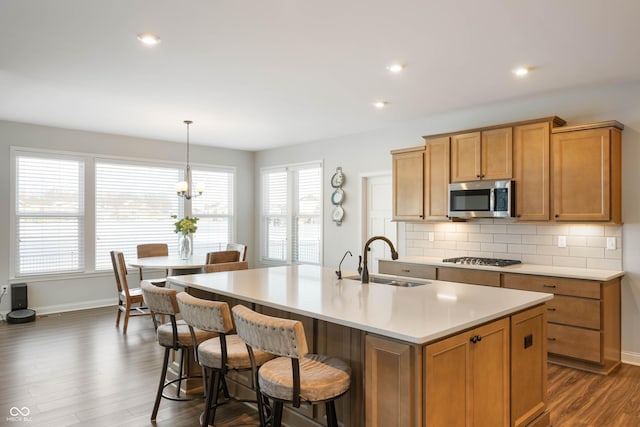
{"left": 255, "top": 80, "right": 640, "bottom": 362}
{"left": 0, "top": 121, "right": 255, "bottom": 315}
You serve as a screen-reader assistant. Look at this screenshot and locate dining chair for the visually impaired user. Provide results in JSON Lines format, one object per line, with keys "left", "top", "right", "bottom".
{"left": 226, "top": 243, "right": 247, "bottom": 262}
{"left": 204, "top": 261, "right": 249, "bottom": 273}
{"left": 140, "top": 281, "right": 216, "bottom": 422}
{"left": 176, "top": 292, "right": 274, "bottom": 427}
{"left": 205, "top": 250, "right": 240, "bottom": 264}
{"left": 110, "top": 250, "right": 153, "bottom": 334}
{"left": 136, "top": 243, "right": 169, "bottom": 282}
{"left": 232, "top": 305, "right": 352, "bottom": 427}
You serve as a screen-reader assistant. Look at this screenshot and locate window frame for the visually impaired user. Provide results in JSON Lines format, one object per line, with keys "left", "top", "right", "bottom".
{"left": 10, "top": 146, "right": 237, "bottom": 279}
{"left": 260, "top": 161, "right": 323, "bottom": 266}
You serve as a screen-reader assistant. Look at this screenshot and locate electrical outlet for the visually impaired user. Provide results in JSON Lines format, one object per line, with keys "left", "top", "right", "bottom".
{"left": 558, "top": 236, "right": 567, "bottom": 248}
{"left": 1, "top": 285, "right": 8, "bottom": 294}
{"left": 606, "top": 237, "right": 617, "bottom": 250}
{"left": 428, "top": 232, "right": 435, "bottom": 242}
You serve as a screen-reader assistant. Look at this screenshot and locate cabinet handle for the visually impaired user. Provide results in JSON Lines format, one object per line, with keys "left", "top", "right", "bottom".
{"left": 555, "top": 214, "right": 559, "bottom": 218}
{"left": 548, "top": 337, "right": 556, "bottom": 341}
{"left": 401, "top": 269, "right": 411, "bottom": 273}
{"left": 470, "top": 335, "right": 482, "bottom": 344}
{"left": 476, "top": 174, "right": 481, "bottom": 178}
{"left": 547, "top": 307, "right": 556, "bottom": 311}
{"left": 543, "top": 284, "right": 557, "bottom": 288}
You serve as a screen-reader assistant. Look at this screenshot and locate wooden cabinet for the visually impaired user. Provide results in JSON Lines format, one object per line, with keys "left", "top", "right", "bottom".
{"left": 424, "top": 136, "right": 450, "bottom": 219}
{"left": 504, "top": 273, "right": 621, "bottom": 374}
{"left": 513, "top": 122, "right": 550, "bottom": 220}
{"left": 450, "top": 127, "right": 512, "bottom": 182}
{"left": 378, "top": 260, "right": 436, "bottom": 279}
{"left": 437, "top": 266, "right": 501, "bottom": 287}
{"left": 392, "top": 146, "right": 425, "bottom": 220}
{"left": 391, "top": 138, "right": 450, "bottom": 221}
{"left": 365, "top": 335, "right": 421, "bottom": 427}
{"left": 511, "top": 305, "right": 549, "bottom": 427}
{"left": 551, "top": 121, "right": 623, "bottom": 223}
{"left": 425, "top": 317, "right": 510, "bottom": 427}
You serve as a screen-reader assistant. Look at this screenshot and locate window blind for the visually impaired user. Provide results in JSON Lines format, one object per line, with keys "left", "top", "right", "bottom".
{"left": 95, "top": 161, "right": 180, "bottom": 270}
{"left": 293, "top": 167, "right": 321, "bottom": 264}
{"left": 191, "top": 169, "right": 234, "bottom": 254}
{"left": 262, "top": 169, "right": 288, "bottom": 261}
{"left": 15, "top": 154, "right": 85, "bottom": 275}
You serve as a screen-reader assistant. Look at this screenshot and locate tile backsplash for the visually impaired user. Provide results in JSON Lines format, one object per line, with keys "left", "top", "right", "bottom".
{"left": 402, "top": 219, "right": 622, "bottom": 270}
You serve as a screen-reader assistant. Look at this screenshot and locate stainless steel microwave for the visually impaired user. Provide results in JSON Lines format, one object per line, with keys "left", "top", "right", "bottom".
{"left": 448, "top": 180, "right": 514, "bottom": 218}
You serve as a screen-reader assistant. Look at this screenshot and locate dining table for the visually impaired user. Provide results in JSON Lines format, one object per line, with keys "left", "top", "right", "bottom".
{"left": 128, "top": 254, "right": 207, "bottom": 278}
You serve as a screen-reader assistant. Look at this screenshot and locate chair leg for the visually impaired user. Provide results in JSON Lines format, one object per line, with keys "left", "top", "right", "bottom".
{"left": 202, "top": 368, "right": 219, "bottom": 427}
{"left": 205, "top": 369, "right": 222, "bottom": 427}
{"left": 151, "top": 347, "right": 170, "bottom": 421}
{"left": 255, "top": 383, "right": 267, "bottom": 427}
{"left": 176, "top": 347, "right": 185, "bottom": 398}
{"left": 272, "top": 400, "right": 284, "bottom": 427}
{"left": 116, "top": 305, "right": 122, "bottom": 327}
{"left": 123, "top": 302, "right": 132, "bottom": 334}
{"left": 326, "top": 401, "right": 338, "bottom": 427}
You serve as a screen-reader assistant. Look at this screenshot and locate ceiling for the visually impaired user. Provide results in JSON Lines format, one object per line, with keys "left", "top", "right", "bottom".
{"left": 1, "top": 1, "right": 639, "bottom": 151}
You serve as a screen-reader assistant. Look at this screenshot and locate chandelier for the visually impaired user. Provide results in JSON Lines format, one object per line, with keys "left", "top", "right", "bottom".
{"left": 176, "top": 120, "right": 204, "bottom": 199}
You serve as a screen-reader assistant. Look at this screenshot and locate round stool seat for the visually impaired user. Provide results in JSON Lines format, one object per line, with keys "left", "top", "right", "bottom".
{"left": 258, "top": 354, "right": 351, "bottom": 403}
{"left": 198, "top": 334, "right": 274, "bottom": 369}
{"left": 157, "top": 320, "right": 216, "bottom": 347}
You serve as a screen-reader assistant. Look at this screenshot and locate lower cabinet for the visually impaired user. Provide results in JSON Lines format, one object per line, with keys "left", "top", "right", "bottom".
{"left": 365, "top": 335, "right": 422, "bottom": 427}
{"left": 425, "top": 317, "right": 510, "bottom": 427}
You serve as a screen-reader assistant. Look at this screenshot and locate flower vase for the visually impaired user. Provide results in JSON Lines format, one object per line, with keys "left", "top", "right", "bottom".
{"left": 179, "top": 233, "right": 193, "bottom": 260}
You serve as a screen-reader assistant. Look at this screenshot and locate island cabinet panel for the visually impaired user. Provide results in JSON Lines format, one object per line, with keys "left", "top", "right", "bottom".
{"left": 511, "top": 305, "right": 548, "bottom": 427}
{"left": 425, "top": 317, "right": 510, "bottom": 427}
{"left": 551, "top": 122, "right": 623, "bottom": 223}
{"left": 365, "top": 335, "right": 421, "bottom": 427}
{"left": 504, "top": 273, "right": 621, "bottom": 374}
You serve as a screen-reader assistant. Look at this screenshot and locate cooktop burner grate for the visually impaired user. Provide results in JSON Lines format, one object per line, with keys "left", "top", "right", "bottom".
{"left": 442, "top": 257, "right": 522, "bottom": 267}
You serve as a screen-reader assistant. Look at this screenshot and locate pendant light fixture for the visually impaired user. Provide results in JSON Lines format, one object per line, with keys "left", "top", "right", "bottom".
{"left": 176, "top": 120, "right": 204, "bottom": 199}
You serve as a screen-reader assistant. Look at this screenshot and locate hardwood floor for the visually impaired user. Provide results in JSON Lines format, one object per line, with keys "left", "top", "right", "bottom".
{"left": 2, "top": 306, "right": 639, "bottom": 426}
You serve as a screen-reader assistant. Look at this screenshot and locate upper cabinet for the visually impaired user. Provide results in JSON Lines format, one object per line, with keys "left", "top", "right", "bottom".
{"left": 450, "top": 127, "right": 512, "bottom": 182}
{"left": 391, "top": 138, "right": 450, "bottom": 221}
{"left": 551, "top": 121, "right": 623, "bottom": 223}
{"left": 392, "top": 146, "right": 425, "bottom": 221}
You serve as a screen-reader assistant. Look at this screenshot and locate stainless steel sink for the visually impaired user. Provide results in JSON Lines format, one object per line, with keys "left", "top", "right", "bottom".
{"left": 343, "top": 274, "right": 430, "bottom": 287}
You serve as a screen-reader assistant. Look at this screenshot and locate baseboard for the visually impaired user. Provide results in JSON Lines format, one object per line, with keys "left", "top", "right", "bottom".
{"left": 622, "top": 351, "right": 640, "bottom": 366}
{"left": 21, "top": 298, "right": 116, "bottom": 317}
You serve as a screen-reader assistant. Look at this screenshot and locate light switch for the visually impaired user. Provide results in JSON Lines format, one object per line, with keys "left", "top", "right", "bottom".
{"left": 606, "top": 237, "right": 616, "bottom": 250}
{"left": 428, "top": 232, "right": 435, "bottom": 242}
{"left": 558, "top": 236, "right": 567, "bottom": 248}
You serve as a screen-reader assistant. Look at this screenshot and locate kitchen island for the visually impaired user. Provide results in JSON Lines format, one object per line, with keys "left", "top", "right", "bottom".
{"left": 169, "top": 265, "right": 552, "bottom": 427}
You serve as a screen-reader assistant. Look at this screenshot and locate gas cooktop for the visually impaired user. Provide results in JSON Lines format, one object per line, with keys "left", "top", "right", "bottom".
{"left": 442, "top": 257, "right": 522, "bottom": 267}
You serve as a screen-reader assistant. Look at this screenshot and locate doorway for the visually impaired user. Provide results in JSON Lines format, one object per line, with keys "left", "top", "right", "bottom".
{"left": 362, "top": 174, "right": 397, "bottom": 274}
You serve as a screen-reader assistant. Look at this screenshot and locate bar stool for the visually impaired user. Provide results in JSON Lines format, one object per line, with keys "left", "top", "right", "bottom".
{"left": 140, "top": 281, "right": 217, "bottom": 422}
{"left": 176, "top": 293, "right": 275, "bottom": 427}
{"left": 232, "top": 305, "right": 352, "bottom": 427}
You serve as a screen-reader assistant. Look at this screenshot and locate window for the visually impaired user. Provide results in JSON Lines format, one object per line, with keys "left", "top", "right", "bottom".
{"left": 95, "top": 161, "right": 181, "bottom": 271}
{"left": 261, "top": 163, "right": 322, "bottom": 264}
{"left": 191, "top": 169, "right": 235, "bottom": 254}
{"left": 15, "top": 153, "right": 85, "bottom": 276}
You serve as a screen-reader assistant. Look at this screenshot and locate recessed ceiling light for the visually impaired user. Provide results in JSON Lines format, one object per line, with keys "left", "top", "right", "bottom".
{"left": 513, "top": 67, "right": 530, "bottom": 77}
{"left": 373, "top": 101, "right": 388, "bottom": 109}
{"left": 386, "top": 63, "right": 405, "bottom": 73}
{"left": 137, "top": 33, "right": 161, "bottom": 46}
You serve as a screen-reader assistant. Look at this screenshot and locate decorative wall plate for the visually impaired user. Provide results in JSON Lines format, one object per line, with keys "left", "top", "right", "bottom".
{"left": 331, "top": 167, "right": 345, "bottom": 188}
{"left": 331, "top": 188, "right": 345, "bottom": 205}
{"left": 332, "top": 206, "right": 344, "bottom": 224}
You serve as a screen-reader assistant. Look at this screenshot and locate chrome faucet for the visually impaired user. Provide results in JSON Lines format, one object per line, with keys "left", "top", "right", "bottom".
{"left": 360, "top": 236, "right": 398, "bottom": 283}
{"left": 336, "top": 250, "right": 353, "bottom": 279}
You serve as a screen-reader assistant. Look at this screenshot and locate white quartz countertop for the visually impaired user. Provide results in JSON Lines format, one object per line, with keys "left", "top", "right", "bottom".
{"left": 386, "top": 256, "right": 625, "bottom": 281}
{"left": 168, "top": 265, "right": 551, "bottom": 345}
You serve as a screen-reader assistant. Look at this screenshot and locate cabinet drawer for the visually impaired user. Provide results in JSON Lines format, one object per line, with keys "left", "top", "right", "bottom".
{"left": 547, "top": 296, "right": 601, "bottom": 330}
{"left": 437, "top": 267, "right": 501, "bottom": 287}
{"left": 547, "top": 324, "right": 601, "bottom": 363}
{"left": 503, "top": 274, "right": 600, "bottom": 299}
{"left": 378, "top": 261, "right": 436, "bottom": 279}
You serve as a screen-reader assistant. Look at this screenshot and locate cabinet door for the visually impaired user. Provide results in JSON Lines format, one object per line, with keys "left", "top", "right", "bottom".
{"left": 482, "top": 127, "right": 513, "bottom": 180}
{"left": 392, "top": 148, "right": 425, "bottom": 220}
{"left": 511, "top": 305, "right": 547, "bottom": 427}
{"left": 366, "top": 335, "right": 420, "bottom": 427}
{"left": 425, "top": 318, "right": 509, "bottom": 427}
{"left": 471, "top": 318, "right": 510, "bottom": 427}
{"left": 552, "top": 128, "right": 611, "bottom": 221}
{"left": 514, "top": 122, "right": 550, "bottom": 220}
{"left": 451, "top": 132, "right": 481, "bottom": 182}
{"left": 424, "top": 136, "right": 450, "bottom": 218}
